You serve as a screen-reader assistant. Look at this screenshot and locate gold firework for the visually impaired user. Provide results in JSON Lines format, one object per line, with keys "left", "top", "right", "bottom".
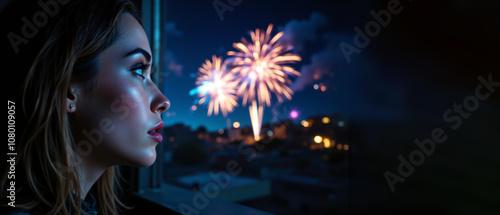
{"left": 190, "top": 56, "right": 238, "bottom": 117}
{"left": 228, "top": 24, "right": 301, "bottom": 140}
{"left": 227, "top": 24, "right": 301, "bottom": 107}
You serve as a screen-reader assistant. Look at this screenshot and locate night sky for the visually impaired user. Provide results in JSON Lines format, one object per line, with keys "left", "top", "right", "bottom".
{"left": 160, "top": 0, "right": 500, "bottom": 133}
{"left": 1, "top": 1, "right": 498, "bottom": 137}
{"left": 161, "top": 0, "right": 378, "bottom": 131}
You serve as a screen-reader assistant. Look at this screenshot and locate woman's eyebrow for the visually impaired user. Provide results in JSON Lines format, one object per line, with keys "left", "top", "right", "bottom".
{"left": 123, "top": 48, "right": 152, "bottom": 63}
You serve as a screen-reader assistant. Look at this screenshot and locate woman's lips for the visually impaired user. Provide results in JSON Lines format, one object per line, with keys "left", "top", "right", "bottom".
{"left": 147, "top": 121, "right": 164, "bottom": 142}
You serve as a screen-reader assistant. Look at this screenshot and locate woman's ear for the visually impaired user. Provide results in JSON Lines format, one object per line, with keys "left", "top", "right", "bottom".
{"left": 67, "top": 83, "right": 82, "bottom": 113}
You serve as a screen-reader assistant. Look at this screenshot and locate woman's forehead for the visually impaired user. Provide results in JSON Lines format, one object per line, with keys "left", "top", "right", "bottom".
{"left": 114, "top": 13, "right": 151, "bottom": 55}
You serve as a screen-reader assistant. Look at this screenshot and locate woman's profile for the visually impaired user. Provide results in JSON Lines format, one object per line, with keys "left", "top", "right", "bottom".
{"left": 0, "top": 0, "right": 169, "bottom": 214}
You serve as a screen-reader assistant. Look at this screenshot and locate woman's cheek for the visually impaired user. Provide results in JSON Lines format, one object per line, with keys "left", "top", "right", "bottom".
{"left": 100, "top": 122, "right": 154, "bottom": 165}
{"left": 93, "top": 99, "right": 157, "bottom": 167}
{"left": 85, "top": 72, "right": 157, "bottom": 166}
{"left": 100, "top": 90, "right": 155, "bottom": 165}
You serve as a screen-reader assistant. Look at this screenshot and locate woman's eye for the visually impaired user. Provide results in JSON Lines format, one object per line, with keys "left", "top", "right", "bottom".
{"left": 132, "top": 68, "right": 145, "bottom": 79}
{"left": 131, "top": 64, "right": 149, "bottom": 79}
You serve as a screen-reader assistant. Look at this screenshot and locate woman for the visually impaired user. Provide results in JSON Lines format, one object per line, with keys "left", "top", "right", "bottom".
{"left": 0, "top": 0, "right": 169, "bottom": 214}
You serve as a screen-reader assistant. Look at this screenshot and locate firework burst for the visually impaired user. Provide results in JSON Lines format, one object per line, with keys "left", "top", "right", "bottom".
{"left": 190, "top": 56, "right": 238, "bottom": 117}
{"left": 227, "top": 24, "right": 301, "bottom": 140}
{"left": 227, "top": 24, "right": 301, "bottom": 107}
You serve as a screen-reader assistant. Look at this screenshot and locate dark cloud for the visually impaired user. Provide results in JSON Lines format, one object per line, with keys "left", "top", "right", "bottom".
{"left": 278, "top": 12, "right": 328, "bottom": 52}
{"left": 163, "top": 22, "right": 184, "bottom": 76}
{"left": 164, "top": 22, "right": 183, "bottom": 36}
{"left": 290, "top": 32, "right": 348, "bottom": 92}
{"left": 278, "top": 12, "right": 409, "bottom": 120}
{"left": 279, "top": 12, "right": 342, "bottom": 93}
{"left": 163, "top": 50, "right": 183, "bottom": 77}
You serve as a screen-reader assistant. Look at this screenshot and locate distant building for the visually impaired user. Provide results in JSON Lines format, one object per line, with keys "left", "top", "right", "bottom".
{"left": 162, "top": 114, "right": 349, "bottom": 214}
{"left": 175, "top": 172, "right": 271, "bottom": 202}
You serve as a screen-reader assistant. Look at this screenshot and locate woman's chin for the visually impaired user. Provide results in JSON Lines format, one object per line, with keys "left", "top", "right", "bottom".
{"left": 125, "top": 150, "right": 157, "bottom": 167}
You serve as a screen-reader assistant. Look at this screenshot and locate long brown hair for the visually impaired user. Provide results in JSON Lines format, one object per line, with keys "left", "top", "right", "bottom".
{"left": 1, "top": 0, "right": 141, "bottom": 214}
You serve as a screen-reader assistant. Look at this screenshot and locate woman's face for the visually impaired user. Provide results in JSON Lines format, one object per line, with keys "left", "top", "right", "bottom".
{"left": 72, "top": 13, "right": 169, "bottom": 167}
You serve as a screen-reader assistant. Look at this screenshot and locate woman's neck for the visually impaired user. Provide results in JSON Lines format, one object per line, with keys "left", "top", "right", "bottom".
{"left": 76, "top": 155, "right": 110, "bottom": 200}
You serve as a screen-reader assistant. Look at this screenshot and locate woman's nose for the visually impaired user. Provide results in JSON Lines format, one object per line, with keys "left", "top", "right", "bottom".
{"left": 150, "top": 85, "right": 169, "bottom": 114}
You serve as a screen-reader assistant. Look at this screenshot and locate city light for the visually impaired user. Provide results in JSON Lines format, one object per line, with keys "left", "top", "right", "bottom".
{"left": 290, "top": 110, "right": 299, "bottom": 119}
{"left": 267, "top": 130, "right": 273, "bottom": 136}
{"left": 218, "top": 129, "right": 224, "bottom": 134}
{"left": 233, "top": 121, "right": 240, "bottom": 128}
{"left": 322, "top": 117, "right": 330, "bottom": 124}
{"left": 324, "top": 138, "right": 331, "bottom": 148}
{"left": 343, "top": 144, "right": 349, "bottom": 151}
{"left": 314, "top": 135, "right": 323, "bottom": 144}
{"left": 337, "top": 120, "right": 345, "bottom": 127}
{"left": 301, "top": 120, "right": 310, "bottom": 127}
